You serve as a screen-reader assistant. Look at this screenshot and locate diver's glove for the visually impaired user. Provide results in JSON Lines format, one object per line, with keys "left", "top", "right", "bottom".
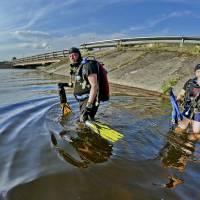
{"left": 58, "top": 82, "right": 73, "bottom": 88}
{"left": 80, "top": 103, "right": 93, "bottom": 122}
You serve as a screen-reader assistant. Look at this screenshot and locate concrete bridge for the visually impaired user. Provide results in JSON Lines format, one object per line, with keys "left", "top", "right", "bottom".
{"left": 12, "top": 50, "right": 69, "bottom": 68}
{"left": 11, "top": 36, "right": 200, "bottom": 68}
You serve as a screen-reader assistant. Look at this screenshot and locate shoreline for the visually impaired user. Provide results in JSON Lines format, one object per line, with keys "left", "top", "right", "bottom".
{"left": 39, "top": 69, "right": 166, "bottom": 99}
{"left": 17, "top": 45, "right": 200, "bottom": 96}
{"left": 0, "top": 62, "right": 12, "bottom": 69}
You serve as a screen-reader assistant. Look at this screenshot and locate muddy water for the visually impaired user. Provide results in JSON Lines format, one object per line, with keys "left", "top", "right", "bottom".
{"left": 0, "top": 69, "right": 199, "bottom": 200}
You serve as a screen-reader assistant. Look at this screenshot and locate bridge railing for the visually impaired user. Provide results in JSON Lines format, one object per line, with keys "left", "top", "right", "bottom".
{"left": 12, "top": 49, "right": 69, "bottom": 66}
{"left": 80, "top": 36, "right": 200, "bottom": 49}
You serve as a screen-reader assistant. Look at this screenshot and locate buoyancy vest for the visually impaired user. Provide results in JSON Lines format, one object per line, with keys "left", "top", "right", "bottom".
{"left": 184, "top": 78, "right": 200, "bottom": 110}
{"left": 73, "top": 57, "right": 109, "bottom": 101}
{"left": 73, "top": 63, "right": 91, "bottom": 99}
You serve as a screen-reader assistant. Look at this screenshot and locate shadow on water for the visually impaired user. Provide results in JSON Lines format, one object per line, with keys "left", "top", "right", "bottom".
{"left": 0, "top": 69, "right": 200, "bottom": 200}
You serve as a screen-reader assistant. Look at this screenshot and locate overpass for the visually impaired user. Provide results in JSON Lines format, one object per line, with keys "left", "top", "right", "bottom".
{"left": 12, "top": 50, "right": 69, "bottom": 68}
{"left": 12, "top": 36, "right": 200, "bottom": 68}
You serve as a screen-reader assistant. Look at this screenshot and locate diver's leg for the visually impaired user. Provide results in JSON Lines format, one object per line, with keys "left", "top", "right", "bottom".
{"left": 79, "top": 99, "right": 99, "bottom": 121}
{"left": 79, "top": 99, "right": 87, "bottom": 113}
{"left": 174, "top": 117, "right": 190, "bottom": 133}
{"left": 79, "top": 99, "right": 87, "bottom": 122}
{"left": 192, "top": 113, "right": 200, "bottom": 133}
{"left": 58, "top": 85, "right": 71, "bottom": 116}
{"left": 89, "top": 103, "right": 99, "bottom": 120}
{"left": 178, "top": 117, "right": 191, "bottom": 129}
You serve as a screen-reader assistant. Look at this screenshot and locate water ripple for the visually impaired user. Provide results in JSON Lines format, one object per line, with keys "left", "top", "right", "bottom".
{"left": 0, "top": 69, "right": 199, "bottom": 200}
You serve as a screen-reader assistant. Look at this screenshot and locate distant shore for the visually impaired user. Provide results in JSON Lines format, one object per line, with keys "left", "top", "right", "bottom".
{"left": 0, "top": 62, "right": 12, "bottom": 69}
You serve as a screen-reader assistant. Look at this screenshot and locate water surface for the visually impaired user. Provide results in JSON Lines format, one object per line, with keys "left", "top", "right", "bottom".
{"left": 0, "top": 69, "right": 199, "bottom": 200}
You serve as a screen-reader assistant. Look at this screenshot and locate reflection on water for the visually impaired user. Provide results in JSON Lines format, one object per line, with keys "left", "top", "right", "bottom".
{"left": 0, "top": 69, "right": 200, "bottom": 200}
{"left": 159, "top": 130, "right": 200, "bottom": 190}
{"left": 160, "top": 131, "right": 196, "bottom": 172}
{"left": 51, "top": 126, "right": 113, "bottom": 168}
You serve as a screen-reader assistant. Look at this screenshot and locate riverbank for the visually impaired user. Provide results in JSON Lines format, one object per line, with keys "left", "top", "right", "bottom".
{"left": 39, "top": 44, "right": 200, "bottom": 95}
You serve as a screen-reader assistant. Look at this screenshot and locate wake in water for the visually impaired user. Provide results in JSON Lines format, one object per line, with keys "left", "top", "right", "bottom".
{"left": 0, "top": 95, "right": 58, "bottom": 195}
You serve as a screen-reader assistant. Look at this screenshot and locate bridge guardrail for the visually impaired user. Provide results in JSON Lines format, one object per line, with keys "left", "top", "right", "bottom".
{"left": 12, "top": 49, "right": 69, "bottom": 66}
{"left": 80, "top": 36, "right": 200, "bottom": 49}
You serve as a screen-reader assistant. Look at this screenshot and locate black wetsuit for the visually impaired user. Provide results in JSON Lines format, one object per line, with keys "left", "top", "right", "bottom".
{"left": 183, "top": 78, "right": 200, "bottom": 121}
{"left": 72, "top": 60, "right": 99, "bottom": 120}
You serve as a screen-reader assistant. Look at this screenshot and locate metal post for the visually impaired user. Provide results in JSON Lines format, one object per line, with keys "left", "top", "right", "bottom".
{"left": 180, "top": 37, "right": 184, "bottom": 48}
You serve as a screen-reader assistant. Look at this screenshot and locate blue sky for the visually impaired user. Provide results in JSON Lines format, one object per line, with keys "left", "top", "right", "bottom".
{"left": 0, "top": 0, "right": 200, "bottom": 60}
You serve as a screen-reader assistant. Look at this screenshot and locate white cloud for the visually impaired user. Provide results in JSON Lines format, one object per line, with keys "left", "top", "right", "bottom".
{"left": 18, "top": 42, "right": 49, "bottom": 49}
{"left": 49, "top": 32, "right": 127, "bottom": 51}
{"left": 24, "top": 7, "right": 52, "bottom": 29}
{"left": 0, "top": 0, "right": 79, "bottom": 31}
{"left": 0, "top": 31, "right": 127, "bottom": 60}
{"left": 1, "top": 1, "right": 200, "bottom": 60}
{"left": 8, "top": 30, "right": 51, "bottom": 51}
{"left": 148, "top": 11, "right": 191, "bottom": 27}
{"left": 129, "top": 10, "right": 193, "bottom": 32}
{"left": 130, "top": 26, "right": 146, "bottom": 32}
{"left": 13, "top": 30, "right": 50, "bottom": 41}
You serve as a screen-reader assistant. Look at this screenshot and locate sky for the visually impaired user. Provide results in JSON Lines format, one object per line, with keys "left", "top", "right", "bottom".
{"left": 0, "top": 0, "right": 200, "bottom": 60}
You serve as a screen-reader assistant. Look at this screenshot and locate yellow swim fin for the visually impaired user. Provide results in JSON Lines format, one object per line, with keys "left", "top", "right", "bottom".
{"left": 60, "top": 102, "right": 71, "bottom": 116}
{"left": 85, "top": 120, "right": 124, "bottom": 142}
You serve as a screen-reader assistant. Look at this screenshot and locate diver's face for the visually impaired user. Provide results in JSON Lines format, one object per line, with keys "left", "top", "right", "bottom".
{"left": 195, "top": 69, "right": 200, "bottom": 79}
{"left": 69, "top": 52, "right": 79, "bottom": 64}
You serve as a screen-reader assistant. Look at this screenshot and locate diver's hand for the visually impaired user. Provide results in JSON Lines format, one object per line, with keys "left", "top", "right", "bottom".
{"left": 68, "top": 82, "right": 73, "bottom": 88}
{"left": 58, "top": 83, "right": 64, "bottom": 88}
{"left": 176, "top": 98, "right": 184, "bottom": 106}
{"left": 80, "top": 103, "right": 93, "bottom": 122}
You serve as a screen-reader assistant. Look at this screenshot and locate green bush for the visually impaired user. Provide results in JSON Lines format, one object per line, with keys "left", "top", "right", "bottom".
{"left": 161, "top": 75, "right": 181, "bottom": 94}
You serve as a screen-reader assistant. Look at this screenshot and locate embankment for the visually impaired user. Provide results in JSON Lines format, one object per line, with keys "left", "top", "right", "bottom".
{"left": 40, "top": 45, "right": 200, "bottom": 95}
